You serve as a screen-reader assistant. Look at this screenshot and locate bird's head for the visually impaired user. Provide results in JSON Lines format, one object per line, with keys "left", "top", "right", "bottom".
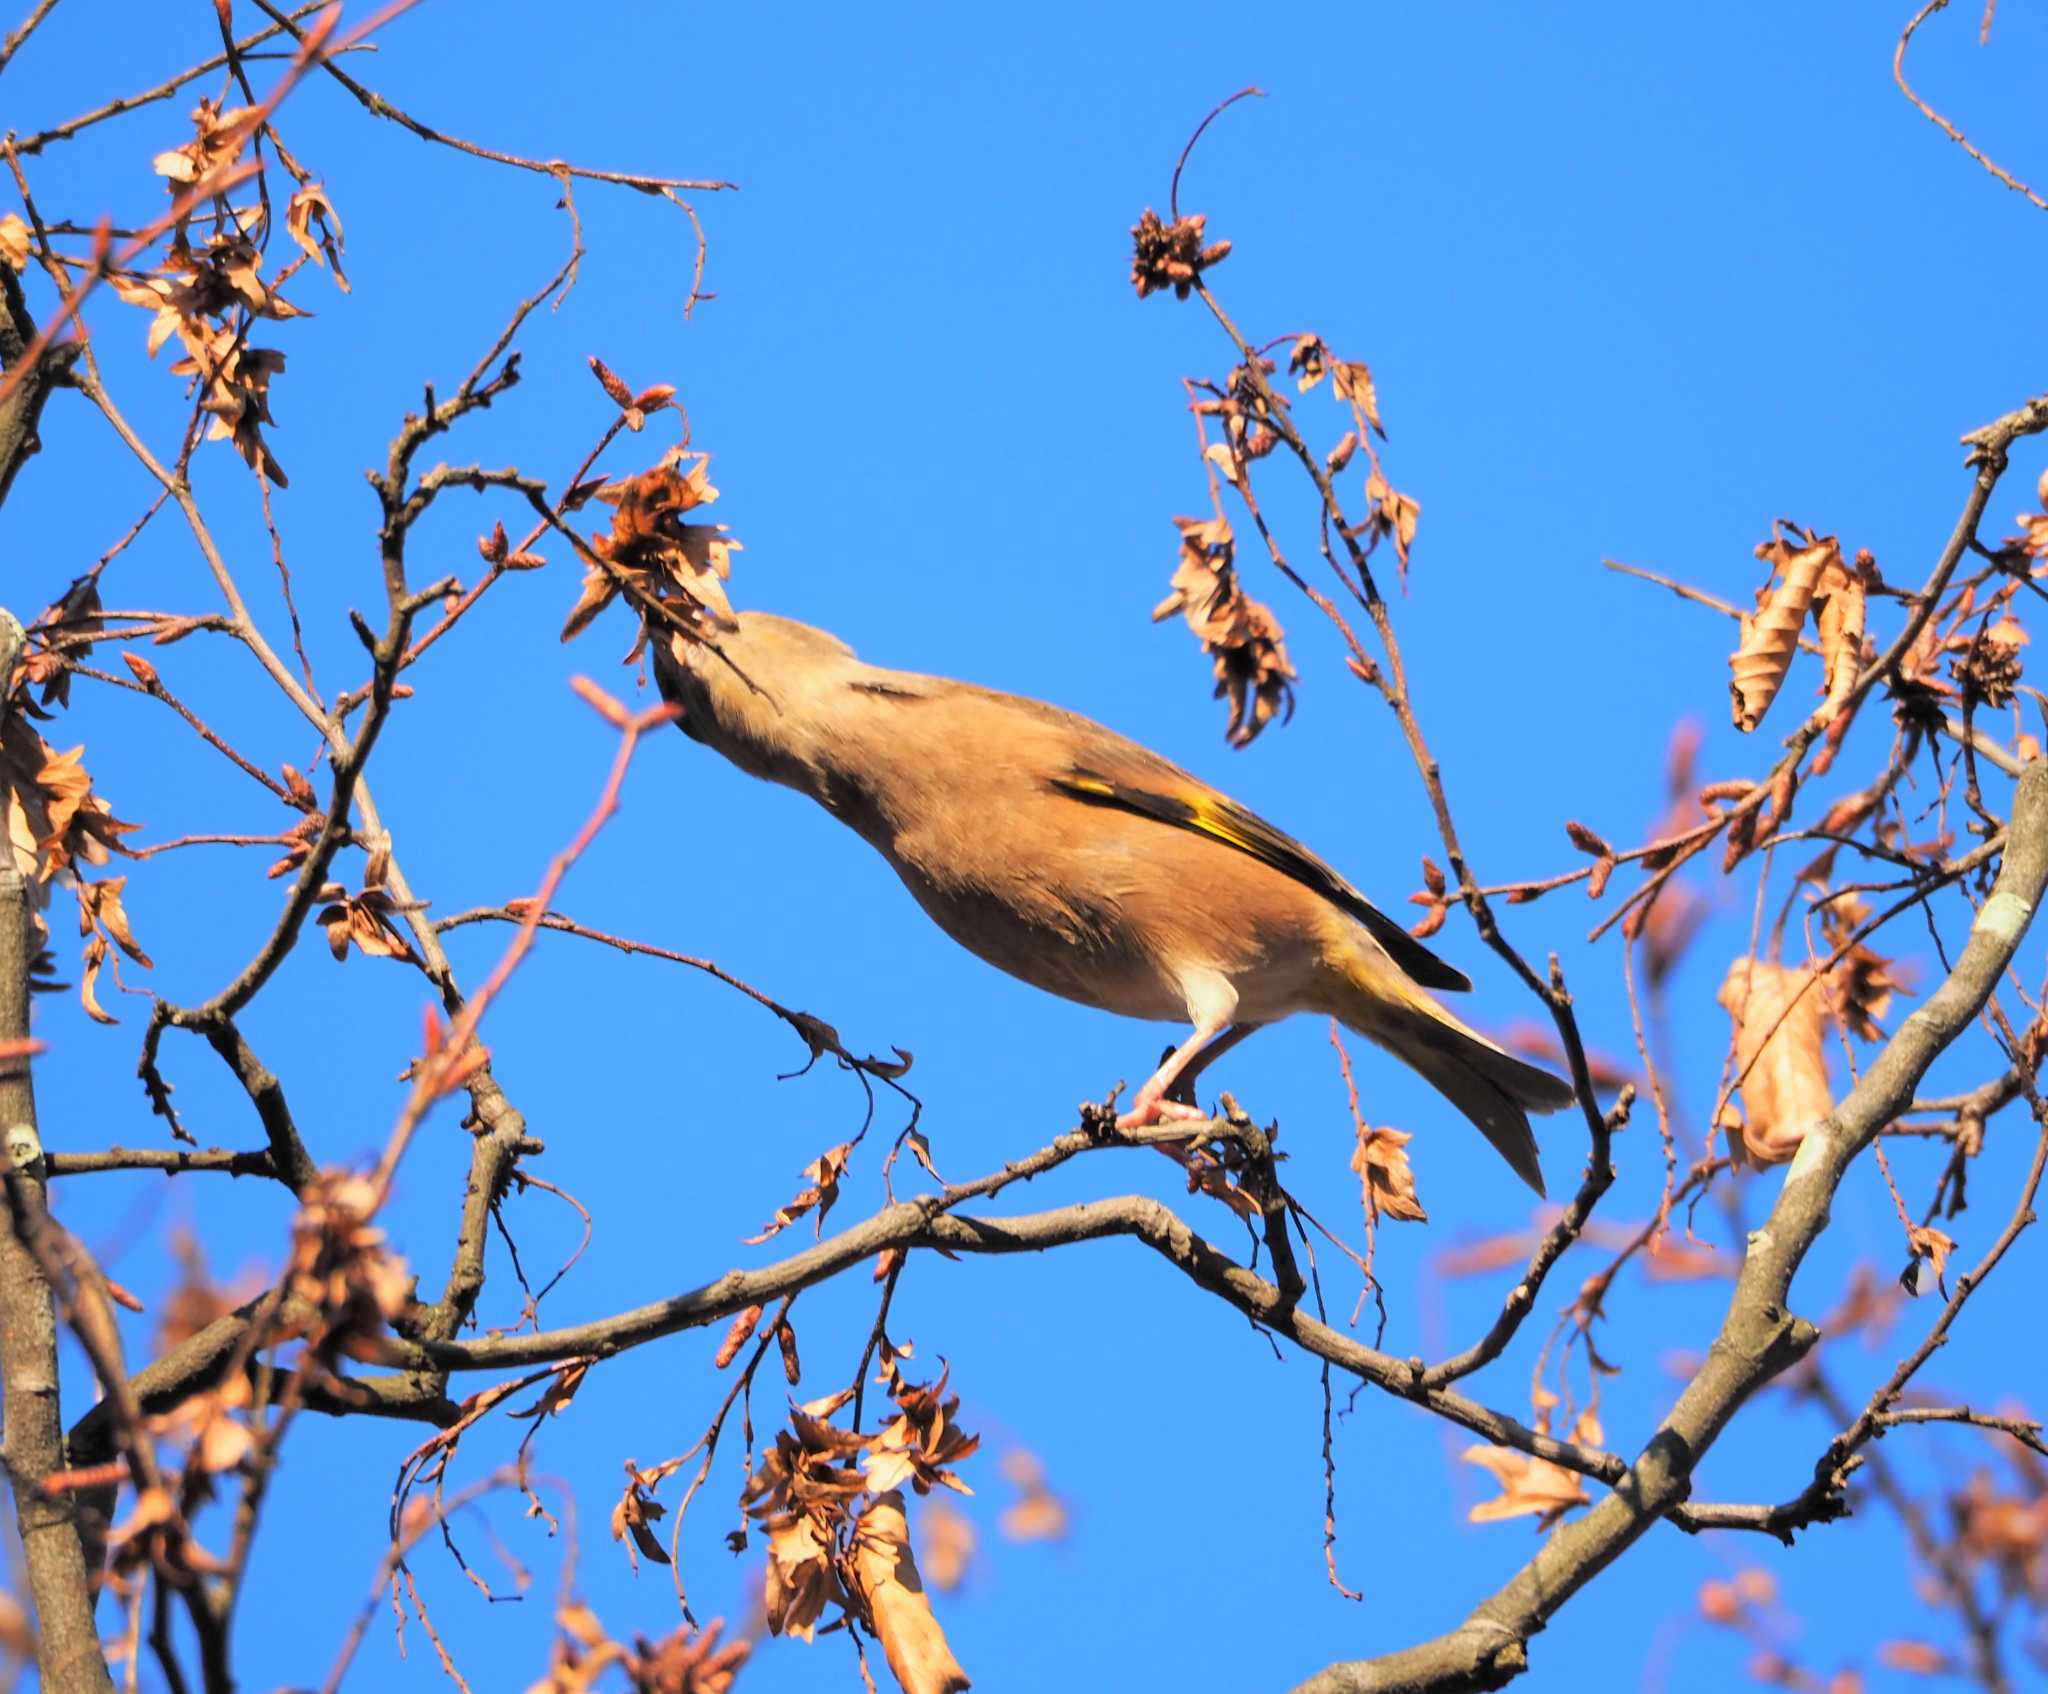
{"left": 650, "top": 610, "right": 862, "bottom": 791}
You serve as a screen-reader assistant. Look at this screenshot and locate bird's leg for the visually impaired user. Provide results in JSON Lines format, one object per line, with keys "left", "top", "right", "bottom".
{"left": 1118, "top": 969, "right": 1240, "bottom": 1129}
{"left": 1164, "top": 1020, "right": 1263, "bottom": 1109}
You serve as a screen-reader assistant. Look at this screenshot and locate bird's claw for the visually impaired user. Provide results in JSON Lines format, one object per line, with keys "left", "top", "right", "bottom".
{"left": 1115, "top": 1095, "right": 1211, "bottom": 1132}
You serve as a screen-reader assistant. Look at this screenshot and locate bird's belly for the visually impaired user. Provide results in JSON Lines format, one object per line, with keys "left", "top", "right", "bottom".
{"left": 885, "top": 860, "right": 1190, "bottom": 1020}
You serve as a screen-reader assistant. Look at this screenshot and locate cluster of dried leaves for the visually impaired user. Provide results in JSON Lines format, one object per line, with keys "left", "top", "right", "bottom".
{"left": 559, "top": 422, "right": 739, "bottom": 669}
{"left": 735, "top": 1352, "right": 976, "bottom": 1694}
{"left": 1133, "top": 202, "right": 1423, "bottom": 743}
{"left": 108, "top": 93, "right": 349, "bottom": 482}
{"left": 1, "top": 601, "right": 146, "bottom": 1025}
{"left": 529, "top": 1601, "right": 748, "bottom": 1694}
{"left": 1151, "top": 513, "right": 1296, "bottom": 747}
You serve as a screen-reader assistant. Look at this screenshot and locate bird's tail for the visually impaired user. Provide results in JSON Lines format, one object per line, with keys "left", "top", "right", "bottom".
{"left": 1324, "top": 938, "right": 1577, "bottom": 1197}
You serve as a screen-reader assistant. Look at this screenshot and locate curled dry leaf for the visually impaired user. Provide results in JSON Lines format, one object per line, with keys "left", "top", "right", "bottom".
{"left": 0, "top": 212, "right": 28, "bottom": 272}
{"left": 746, "top": 1143, "right": 854, "bottom": 1244}
{"left": 1718, "top": 958, "right": 1832, "bottom": 1168}
{"left": 611, "top": 1468, "right": 671, "bottom": 1571}
{"left": 1330, "top": 359, "right": 1383, "bottom": 437}
{"left": 850, "top": 1492, "right": 972, "bottom": 1694}
{"left": 1129, "top": 208, "right": 1230, "bottom": 300}
{"left": 1289, "top": 336, "right": 1327, "bottom": 392}
{"left": 1151, "top": 514, "right": 1296, "bottom": 747}
{"left": 1730, "top": 524, "right": 1839, "bottom": 732}
{"left": 1362, "top": 466, "right": 1420, "bottom": 585}
{"left": 1903, "top": 1222, "right": 1957, "bottom": 1297}
{"left": 283, "top": 182, "right": 348, "bottom": 291}
{"left": 315, "top": 883, "right": 419, "bottom": 965}
{"left": 1463, "top": 1411, "right": 1600, "bottom": 1530}
{"left": 1202, "top": 440, "right": 1243, "bottom": 488}
{"left": 1818, "top": 895, "right": 1912, "bottom": 1041}
{"left": 1350, "top": 1122, "right": 1426, "bottom": 1224}
{"left": 1812, "top": 545, "right": 1870, "bottom": 724}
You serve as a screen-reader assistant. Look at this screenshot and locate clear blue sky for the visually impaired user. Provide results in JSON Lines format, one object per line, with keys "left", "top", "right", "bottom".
{"left": 6, "top": 3, "right": 2046, "bottom": 1690}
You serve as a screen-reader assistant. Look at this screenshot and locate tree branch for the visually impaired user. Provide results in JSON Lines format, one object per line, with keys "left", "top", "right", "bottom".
{"left": 1289, "top": 760, "right": 2048, "bottom": 1694}
{"left": 0, "top": 862, "right": 114, "bottom": 1693}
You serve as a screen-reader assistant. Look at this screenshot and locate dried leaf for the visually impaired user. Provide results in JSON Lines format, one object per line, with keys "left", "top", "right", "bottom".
{"left": 850, "top": 1492, "right": 971, "bottom": 1694}
{"left": 1330, "top": 360, "right": 1383, "bottom": 437}
{"left": 1362, "top": 466, "right": 1420, "bottom": 583}
{"left": 1903, "top": 1222, "right": 1956, "bottom": 1296}
{"left": 1462, "top": 1422, "right": 1596, "bottom": 1530}
{"left": 1730, "top": 525, "right": 1839, "bottom": 732}
{"left": 747, "top": 1144, "right": 854, "bottom": 1244}
{"left": 1718, "top": 958, "right": 1832, "bottom": 1167}
{"left": 1152, "top": 514, "right": 1296, "bottom": 747}
{"left": 1812, "top": 545, "right": 1869, "bottom": 724}
{"left": 283, "top": 182, "right": 348, "bottom": 291}
{"left": 610, "top": 1475, "right": 671, "bottom": 1571}
{"left": 1351, "top": 1123, "right": 1426, "bottom": 1223}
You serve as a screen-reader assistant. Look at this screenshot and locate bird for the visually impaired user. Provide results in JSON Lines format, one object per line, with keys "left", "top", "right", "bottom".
{"left": 652, "top": 611, "right": 1576, "bottom": 1195}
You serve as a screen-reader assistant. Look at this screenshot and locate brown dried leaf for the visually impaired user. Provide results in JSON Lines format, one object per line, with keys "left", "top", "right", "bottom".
{"left": 1904, "top": 1222, "right": 1956, "bottom": 1296}
{"left": 1152, "top": 514, "right": 1296, "bottom": 747}
{"left": 1718, "top": 958, "right": 1832, "bottom": 1167}
{"left": 1462, "top": 1422, "right": 1596, "bottom": 1530}
{"left": 1813, "top": 546, "right": 1869, "bottom": 724}
{"left": 1819, "top": 896, "right": 1913, "bottom": 1041}
{"left": 283, "top": 182, "right": 348, "bottom": 291}
{"left": 1330, "top": 360, "right": 1383, "bottom": 437}
{"left": 746, "top": 1144, "right": 855, "bottom": 1244}
{"left": 610, "top": 1475, "right": 671, "bottom": 1572}
{"left": 1731, "top": 526, "right": 1839, "bottom": 732}
{"left": 850, "top": 1492, "right": 971, "bottom": 1694}
{"left": 1363, "top": 466, "right": 1420, "bottom": 583}
{"left": 1351, "top": 1122, "right": 1426, "bottom": 1223}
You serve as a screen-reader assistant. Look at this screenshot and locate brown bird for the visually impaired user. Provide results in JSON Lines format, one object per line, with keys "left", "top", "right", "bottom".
{"left": 653, "top": 612, "right": 1574, "bottom": 1194}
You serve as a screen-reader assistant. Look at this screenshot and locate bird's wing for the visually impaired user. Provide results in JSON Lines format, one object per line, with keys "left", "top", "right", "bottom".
{"left": 833, "top": 669, "right": 1471, "bottom": 994}
{"left": 1048, "top": 758, "right": 1472, "bottom": 994}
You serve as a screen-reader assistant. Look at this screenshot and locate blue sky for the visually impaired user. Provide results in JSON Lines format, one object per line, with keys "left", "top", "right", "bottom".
{"left": 5, "top": 2, "right": 2046, "bottom": 1690}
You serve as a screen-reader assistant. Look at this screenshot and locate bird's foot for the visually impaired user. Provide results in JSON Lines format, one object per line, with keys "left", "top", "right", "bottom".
{"left": 1115, "top": 1093, "right": 1211, "bottom": 1133}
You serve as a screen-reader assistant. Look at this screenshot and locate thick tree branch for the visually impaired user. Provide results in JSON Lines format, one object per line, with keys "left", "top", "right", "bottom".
{"left": 1288, "top": 761, "right": 2048, "bottom": 1694}
{"left": 0, "top": 864, "right": 114, "bottom": 1694}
